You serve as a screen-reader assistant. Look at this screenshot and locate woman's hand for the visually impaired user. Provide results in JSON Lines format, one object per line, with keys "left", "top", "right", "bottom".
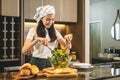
{"left": 26, "top": 48, "right": 34, "bottom": 54}
{"left": 35, "top": 37, "right": 48, "bottom": 46}
{"left": 64, "top": 34, "right": 73, "bottom": 44}
{"left": 64, "top": 34, "right": 73, "bottom": 49}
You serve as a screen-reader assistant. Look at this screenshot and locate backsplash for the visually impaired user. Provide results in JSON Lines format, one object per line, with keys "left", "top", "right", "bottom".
{"left": 24, "top": 22, "right": 66, "bottom": 40}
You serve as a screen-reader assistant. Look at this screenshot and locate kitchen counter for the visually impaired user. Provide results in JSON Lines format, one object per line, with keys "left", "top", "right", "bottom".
{"left": 0, "top": 62, "right": 120, "bottom": 80}
{"left": 92, "top": 58, "right": 119, "bottom": 64}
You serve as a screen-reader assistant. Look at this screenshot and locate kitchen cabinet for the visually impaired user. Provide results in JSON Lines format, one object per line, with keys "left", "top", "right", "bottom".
{"left": 43, "top": 0, "right": 61, "bottom": 22}
{"left": 1, "top": 0, "right": 19, "bottom": 16}
{"left": 24, "top": 0, "right": 43, "bottom": 20}
{"left": 59, "top": 0, "right": 77, "bottom": 22}
{"left": 0, "top": 0, "right": 21, "bottom": 69}
{"left": 0, "top": 16, "right": 21, "bottom": 69}
{"left": 24, "top": 0, "right": 77, "bottom": 22}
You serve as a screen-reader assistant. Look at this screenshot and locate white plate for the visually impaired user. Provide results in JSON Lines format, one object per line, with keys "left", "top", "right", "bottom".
{"left": 73, "top": 63, "right": 91, "bottom": 67}
{"left": 73, "top": 63, "right": 94, "bottom": 69}
{"left": 77, "top": 65, "right": 94, "bottom": 69}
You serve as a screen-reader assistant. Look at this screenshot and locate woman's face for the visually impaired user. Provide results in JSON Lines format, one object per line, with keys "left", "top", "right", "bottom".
{"left": 41, "top": 14, "right": 55, "bottom": 28}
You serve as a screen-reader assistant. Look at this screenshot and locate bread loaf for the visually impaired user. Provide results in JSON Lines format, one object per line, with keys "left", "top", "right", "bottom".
{"left": 20, "top": 68, "right": 31, "bottom": 76}
{"left": 20, "top": 63, "right": 31, "bottom": 70}
{"left": 30, "top": 65, "right": 39, "bottom": 74}
{"left": 19, "top": 63, "right": 39, "bottom": 75}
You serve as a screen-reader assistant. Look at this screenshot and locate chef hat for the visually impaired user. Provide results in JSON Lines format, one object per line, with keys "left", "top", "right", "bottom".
{"left": 33, "top": 5, "right": 55, "bottom": 23}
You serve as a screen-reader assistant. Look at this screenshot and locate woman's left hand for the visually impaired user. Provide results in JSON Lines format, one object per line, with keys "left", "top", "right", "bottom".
{"left": 64, "top": 34, "right": 73, "bottom": 43}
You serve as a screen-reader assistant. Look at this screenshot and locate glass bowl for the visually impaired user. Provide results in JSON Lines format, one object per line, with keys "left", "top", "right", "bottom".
{"left": 50, "top": 48, "right": 71, "bottom": 69}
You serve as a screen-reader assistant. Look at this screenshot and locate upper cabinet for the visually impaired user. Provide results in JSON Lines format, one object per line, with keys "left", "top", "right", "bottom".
{"left": 59, "top": 0, "right": 77, "bottom": 22}
{"left": 24, "top": 0, "right": 77, "bottom": 22}
{"left": 24, "top": 0, "right": 42, "bottom": 20}
{"left": 1, "top": 0, "right": 19, "bottom": 16}
{"left": 43, "top": 0, "right": 61, "bottom": 22}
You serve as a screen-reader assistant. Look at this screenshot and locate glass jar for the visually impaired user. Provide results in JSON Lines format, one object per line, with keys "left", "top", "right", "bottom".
{"left": 71, "top": 51, "right": 76, "bottom": 61}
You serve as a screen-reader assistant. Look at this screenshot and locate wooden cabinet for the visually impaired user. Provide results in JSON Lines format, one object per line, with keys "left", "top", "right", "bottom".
{"left": 60, "top": 0, "right": 77, "bottom": 22}
{"left": 43, "top": 0, "right": 61, "bottom": 22}
{"left": 24, "top": 0, "right": 77, "bottom": 22}
{"left": 1, "top": 0, "right": 19, "bottom": 16}
{"left": 24, "top": 0, "right": 43, "bottom": 19}
{"left": 0, "top": 16, "right": 21, "bottom": 67}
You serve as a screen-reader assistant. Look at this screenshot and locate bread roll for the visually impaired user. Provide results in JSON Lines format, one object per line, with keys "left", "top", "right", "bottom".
{"left": 20, "top": 63, "right": 31, "bottom": 70}
{"left": 20, "top": 68, "right": 31, "bottom": 76}
{"left": 20, "top": 63, "right": 39, "bottom": 75}
{"left": 30, "top": 65, "right": 39, "bottom": 75}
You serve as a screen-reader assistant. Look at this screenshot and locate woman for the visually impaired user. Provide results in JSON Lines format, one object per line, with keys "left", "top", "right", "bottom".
{"left": 22, "top": 5, "right": 73, "bottom": 70}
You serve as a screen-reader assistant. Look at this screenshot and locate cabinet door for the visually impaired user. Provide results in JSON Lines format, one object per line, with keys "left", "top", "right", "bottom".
{"left": 43, "top": 0, "right": 61, "bottom": 21}
{"left": 24, "top": 0, "right": 77, "bottom": 22}
{"left": 1, "top": 0, "right": 19, "bottom": 16}
{"left": 60, "top": 0, "right": 77, "bottom": 22}
{"left": 24, "top": 0, "right": 43, "bottom": 19}
{"left": 43, "top": 0, "right": 77, "bottom": 22}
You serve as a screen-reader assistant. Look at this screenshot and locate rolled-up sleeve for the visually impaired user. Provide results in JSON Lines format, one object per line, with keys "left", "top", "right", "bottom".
{"left": 55, "top": 29, "right": 63, "bottom": 40}
{"left": 26, "top": 28, "right": 36, "bottom": 41}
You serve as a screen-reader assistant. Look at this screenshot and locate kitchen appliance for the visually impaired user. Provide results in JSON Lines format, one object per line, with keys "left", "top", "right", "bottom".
{"left": 104, "top": 47, "right": 116, "bottom": 53}
{"left": 97, "top": 47, "right": 119, "bottom": 59}
{"left": 101, "top": 47, "right": 119, "bottom": 59}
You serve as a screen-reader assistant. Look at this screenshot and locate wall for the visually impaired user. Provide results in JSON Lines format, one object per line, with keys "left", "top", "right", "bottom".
{"left": 24, "top": 23, "right": 66, "bottom": 39}
{"left": 90, "top": 0, "right": 120, "bottom": 53}
{"left": 66, "top": 0, "right": 85, "bottom": 62}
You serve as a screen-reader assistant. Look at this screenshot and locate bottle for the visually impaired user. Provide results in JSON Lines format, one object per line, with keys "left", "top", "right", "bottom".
{"left": 71, "top": 51, "right": 76, "bottom": 61}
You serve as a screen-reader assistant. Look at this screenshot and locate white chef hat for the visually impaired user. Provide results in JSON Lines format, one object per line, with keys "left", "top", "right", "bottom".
{"left": 33, "top": 5, "right": 55, "bottom": 23}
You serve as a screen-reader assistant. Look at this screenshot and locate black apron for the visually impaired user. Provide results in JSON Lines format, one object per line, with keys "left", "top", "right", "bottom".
{"left": 29, "top": 57, "right": 51, "bottom": 70}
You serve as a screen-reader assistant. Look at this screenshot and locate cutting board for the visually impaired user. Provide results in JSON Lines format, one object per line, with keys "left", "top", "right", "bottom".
{"left": 44, "top": 72, "right": 78, "bottom": 77}
{"left": 43, "top": 67, "right": 78, "bottom": 77}
{"left": 12, "top": 72, "right": 35, "bottom": 80}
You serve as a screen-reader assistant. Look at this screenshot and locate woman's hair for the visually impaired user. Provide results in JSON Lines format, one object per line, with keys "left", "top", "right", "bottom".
{"left": 36, "top": 20, "right": 57, "bottom": 42}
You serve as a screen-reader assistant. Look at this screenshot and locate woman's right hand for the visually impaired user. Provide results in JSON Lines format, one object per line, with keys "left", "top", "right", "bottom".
{"left": 35, "top": 37, "right": 48, "bottom": 46}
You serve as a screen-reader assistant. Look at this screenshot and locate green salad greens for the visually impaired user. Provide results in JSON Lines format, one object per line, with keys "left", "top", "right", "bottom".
{"left": 50, "top": 48, "right": 70, "bottom": 68}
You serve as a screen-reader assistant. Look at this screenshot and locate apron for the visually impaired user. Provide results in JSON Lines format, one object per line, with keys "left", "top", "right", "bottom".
{"left": 29, "top": 57, "right": 51, "bottom": 70}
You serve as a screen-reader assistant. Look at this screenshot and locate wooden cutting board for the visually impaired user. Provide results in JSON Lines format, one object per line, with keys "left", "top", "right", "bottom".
{"left": 43, "top": 67, "right": 78, "bottom": 77}
{"left": 12, "top": 72, "right": 35, "bottom": 80}
{"left": 44, "top": 72, "right": 78, "bottom": 77}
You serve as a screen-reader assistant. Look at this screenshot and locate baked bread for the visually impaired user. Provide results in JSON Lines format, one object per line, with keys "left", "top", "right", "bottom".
{"left": 20, "top": 63, "right": 31, "bottom": 70}
{"left": 30, "top": 65, "right": 39, "bottom": 75}
{"left": 19, "top": 63, "right": 39, "bottom": 75}
{"left": 20, "top": 68, "right": 31, "bottom": 76}
{"left": 43, "top": 68, "right": 55, "bottom": 74}
{"left": 43, "top": 68, "right": 77, "bottom": 74}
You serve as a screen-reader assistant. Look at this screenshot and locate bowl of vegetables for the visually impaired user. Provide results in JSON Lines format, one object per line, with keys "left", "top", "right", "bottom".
{"left": 50, "top": 48, "right": 71, "bottom": 69}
